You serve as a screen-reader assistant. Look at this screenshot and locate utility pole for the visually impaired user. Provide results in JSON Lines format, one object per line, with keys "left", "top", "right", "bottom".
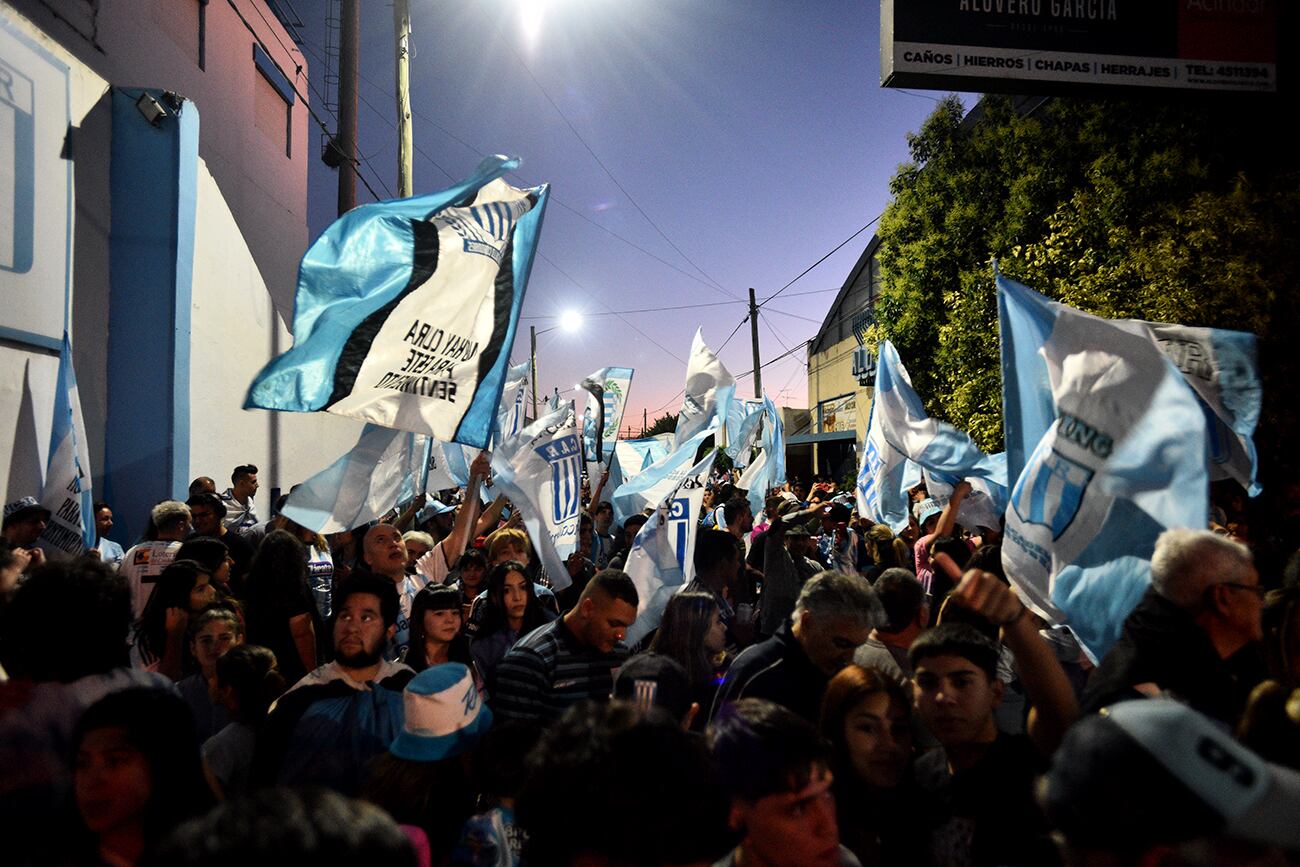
{"left": 643, "top": 407, "right": 647, "bottom": 436}
{"left": 336, "top": 0, "right": 359, "bottom": 215}
{"left": 530, "top": 325, "right": 539, "bottom": 418}
{"left": 748, "top": 287, "right": 763, "bottom": 398}
{"left": 393, "top": 0, "right": 413, "bottom": 197}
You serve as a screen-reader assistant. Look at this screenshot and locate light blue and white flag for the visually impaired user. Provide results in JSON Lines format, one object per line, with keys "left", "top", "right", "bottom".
{"left": 855, "top": 395, "right": 921, "bottom": 535}
{"left": 425, "top": 440, "right": 476, "bottom": 492}
{"left": 281, "top": 424, "right": 433, "bottom": 533}
{"left": 623, "top": 447, "right": 717, "bottom": 648}
{"left": 923, "top": 453, "right": 1009, "bottom": 532}
{"left": 245, "top": 155, "right": 549, "bottom": 449}
{"left": 725, "top": 397, "right": 765, "bottom": 467}
{"left": 736, "top": 395, "right": 787, "bottom": 519}
{"left": 606, "top": 436, "right": 672, "bottom": 509}
{"left": 673, "top": 329, "right": 735, "bottom": 450}
{"left": 494, "top": 361, "right": 530, "bottom": 446}
{"left": 998, "top": 273, "right": 1261, "bottom": 495}
{"left": 580, "top": 366, "right": 634, "bottom": 464}
{"left": 1001, "top": 306, "right": 1209, "bottom": 661}
{"left": 611, "top": 428, "right": 713, "bottom": 528}
{"left": 490, "top": 402, "right": 582, "bottom": 591}
{"left": 39, "top": 334, "right": 94, "bottom": 558}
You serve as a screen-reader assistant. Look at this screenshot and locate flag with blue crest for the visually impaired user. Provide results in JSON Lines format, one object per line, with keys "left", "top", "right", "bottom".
{"left": 998, "top": 272, "right": 1261, "bottom": 496}
{"left": 281, "top": 424, "right": 432, "bottom": 534}
{"left": 1001, "top": 306, "right": 1209, "bottom": 661}
{"left": 490, "top": 402, "right": 582, "bottom": 591}
{"left": 855, "top": 340, "right": 999, "bottom": 533}
{"left": 245, "top": 155, "right": 549, "bottom": 449}
{"left": 622, "top": 447, "right": 717, "bottom": 649}
{"left": 39, "top": 334, "right": 95, "bottom": 557}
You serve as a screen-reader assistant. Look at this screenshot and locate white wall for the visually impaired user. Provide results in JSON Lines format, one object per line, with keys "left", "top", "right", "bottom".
{"left": 189, "top": 162, "right": 363, "bottom": 495}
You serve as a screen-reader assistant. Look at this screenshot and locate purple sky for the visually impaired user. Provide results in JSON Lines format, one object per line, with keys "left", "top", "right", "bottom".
{"left": 295, "top": 1, "right": 968, "bottom": 432}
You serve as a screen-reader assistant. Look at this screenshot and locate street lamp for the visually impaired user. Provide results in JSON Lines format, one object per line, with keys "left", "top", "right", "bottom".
{"left": 529, "top": 312, "right": 583, "bottom": 416}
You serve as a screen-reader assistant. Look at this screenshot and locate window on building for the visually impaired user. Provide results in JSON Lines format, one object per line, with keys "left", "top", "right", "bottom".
{"left": 253, "top": 44, "right": 295, "bottom": 158}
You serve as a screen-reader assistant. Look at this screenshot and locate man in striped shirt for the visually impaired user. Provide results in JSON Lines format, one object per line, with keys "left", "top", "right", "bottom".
{"left": 493, "top": 569, "right": 639, "bottom": 723}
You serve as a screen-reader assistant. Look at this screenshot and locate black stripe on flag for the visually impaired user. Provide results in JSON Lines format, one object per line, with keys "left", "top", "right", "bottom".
{"left": 326, "top": 219, "right": 441, "bottom": 408}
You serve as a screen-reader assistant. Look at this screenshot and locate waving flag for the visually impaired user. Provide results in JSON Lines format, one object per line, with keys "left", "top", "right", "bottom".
{"left": 623, "top": 447, "right": 717, "bottom": 648}
{"left": 674, "top": 329, "right": 735, "bottom": 449}
{"left": 611, "top": 429, "right": 713, "bottom": 528}
{"left": 580, "top": 367, "right": 634, "bottom": 464}
{"left": 998, "top": 273, "right": 1261, "bottom": 495}
{"left": 491, "top": 403, "right": 582, "bottom": 591}
{"left": 245, "top": 155, "right": 549, "bottom": 449}
{"left": 494, "top": 361, "right": 530, "bottom": 445}
{"left": 856, "top": 340, "right": 999, "bottom": 532}
{"left": 1002, "top": 306, "right": 1208, "bottom": 661}
{"left": 736, "top": 395, "right": 787, "bottom": 519}
{"left": 725, "top": 397, "right": 765, "bottom": 467}
{"left": 39, "top": 334, "right": 94, "bottom": 558}
{"left": 282, "top": 424, "right": 433, "bottom": 533}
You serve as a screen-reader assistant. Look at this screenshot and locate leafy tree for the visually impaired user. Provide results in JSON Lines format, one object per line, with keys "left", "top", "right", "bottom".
{"left": 870, "top": 94, "right": 1300, "bottom": 478}
{"left": 643, "top": 412, "right": 677, "bottom": 437}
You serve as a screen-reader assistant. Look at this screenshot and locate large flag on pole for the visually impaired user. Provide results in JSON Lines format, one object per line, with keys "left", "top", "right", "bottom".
{"left": 580, "top": 367, "right": 634, "bottom": 464}
{"left": 491, "top": 402, "right": 583, "bottom": 591}
{"left": 39, "top": 334, "right": 94, "bottom": 558}
{"left": 611, "top": 429, "right": 713, "bottom": 528}
{"left": 735, "top": 395, "right": 787, "bottom": 519}
{"left": 281, "top": 424, "right": 432, "bottom": 533}
{"left": 998, "top": 273, "right": 1261, "bottom": 495}
{"left": 1002, "top": 306, "right": 1208, "bottom": 661}
{"left": 245, "top": 155, "right": 549, "bottom": 449}
{"left": 856, "top": 340, "right": 1007, "bottom": 530}
{"left": 623, "top": 447, "right": 717, "bottom": 648}
{"left": 673, "top": 329, "right": 735, "bottom": 450}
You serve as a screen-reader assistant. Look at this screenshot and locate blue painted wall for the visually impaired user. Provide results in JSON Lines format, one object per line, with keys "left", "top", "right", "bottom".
{"left": 103, "top": 89, "right": 198, "bottom": 542}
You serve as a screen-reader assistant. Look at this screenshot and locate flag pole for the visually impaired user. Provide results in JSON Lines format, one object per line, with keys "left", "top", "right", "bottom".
{"left": 393, "top": 0, "right": 414, "bottom": 198}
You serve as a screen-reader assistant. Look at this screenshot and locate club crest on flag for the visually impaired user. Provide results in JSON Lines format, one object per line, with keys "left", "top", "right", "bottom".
{"left": 534, "top": 434, "right": 582, "bottom": 524}
{"left": 441, "top": 198, "right": 533, "bottom": 265}
{"left": 1012, "top": 442, "right": 1093, "bottom": 541}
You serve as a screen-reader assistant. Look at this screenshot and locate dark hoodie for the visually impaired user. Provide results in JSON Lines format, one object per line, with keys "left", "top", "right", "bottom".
{"left": 1080, "top": 588, "right": 1264, "bottom": 725}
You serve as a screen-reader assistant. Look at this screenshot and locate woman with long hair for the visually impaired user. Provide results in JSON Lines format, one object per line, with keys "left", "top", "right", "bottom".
{"left": 132, "top": 560, "right": 219, "bottom": 679}
{"left": 406, "top": 583, "right": 473, "bottom": 671}
{"left": 470, "top": 560, "right": 554, "bottom": 692}
{"left": 243, "top": 529, "right": 320, "bottom": 686}
{"left": 648, "top": 591, "right": 728, "bottom": 722}
{"left": 203, "top": 644, "right": 286, "bottom": 800}
{"left": 72, "top": 687, "right": 214, "bottom": 865}
{"left": 819, "top": 663, "right": 921, "bottom": 866}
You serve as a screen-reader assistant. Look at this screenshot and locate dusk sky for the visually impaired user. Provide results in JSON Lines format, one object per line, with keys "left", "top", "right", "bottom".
{"left": 294, "top": 0, "right": 973, "bottom": 431}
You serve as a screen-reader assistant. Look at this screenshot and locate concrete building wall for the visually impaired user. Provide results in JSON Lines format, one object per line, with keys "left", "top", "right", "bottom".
{"left": 7, "top": 0, "right": 309, "bottom": 317}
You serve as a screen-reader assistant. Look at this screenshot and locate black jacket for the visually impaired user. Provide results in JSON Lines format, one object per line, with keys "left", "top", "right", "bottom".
{"left": 709, "top": 620, "right": 827, "bottom": 725}
{"left": 1080, "top": 588, "right": 1264, "bottom": 725}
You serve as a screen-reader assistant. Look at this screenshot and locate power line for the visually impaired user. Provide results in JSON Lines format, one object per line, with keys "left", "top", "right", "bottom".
{"left": 224, "top": 0, "right": 386, "bottom": 203}
{"left": 474, "top": 5, "right": 739, "bottom": 303}
{"left": 520, "top": 297, "right": 744, "bottom": 319}
{"left": 534, "top": 253, "right": 687, "bottom": 364}
{"left": 759, "top": 215, "right": 880, "bottom": 308}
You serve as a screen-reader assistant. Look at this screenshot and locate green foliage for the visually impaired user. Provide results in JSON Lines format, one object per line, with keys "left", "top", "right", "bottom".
{"left": 871, "top": 95, "right": 1300, "bottom": 467}
{"left": 643, "top": 412, "right": 677, "bottom": 437}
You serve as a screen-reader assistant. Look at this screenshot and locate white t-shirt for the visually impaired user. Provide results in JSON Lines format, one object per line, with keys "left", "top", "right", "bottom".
{"left": 119, "top": 540, "right": 182, "bottom": 620}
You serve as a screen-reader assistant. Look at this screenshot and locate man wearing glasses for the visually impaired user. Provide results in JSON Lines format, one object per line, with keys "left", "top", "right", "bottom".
{"left": 1082, "top": 527, "right": 1266, "bottom": 725}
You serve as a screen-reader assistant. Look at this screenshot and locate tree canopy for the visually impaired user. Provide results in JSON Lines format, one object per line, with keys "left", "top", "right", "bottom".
{"left": 869, "top": 94, "right": 1299, "bottom": 474}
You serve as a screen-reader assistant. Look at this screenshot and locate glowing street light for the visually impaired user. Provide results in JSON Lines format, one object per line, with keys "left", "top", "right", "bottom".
{"left": 529, "top": 311, "right": 583, "bottom": 416}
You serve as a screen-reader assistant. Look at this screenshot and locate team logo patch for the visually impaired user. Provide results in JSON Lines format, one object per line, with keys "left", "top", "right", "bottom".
{"left": 534, "top": 434, "right": 582, "bottom": 523}
{"left": 440, "top": 198, "right": 532, "bottom": 264}
{"left": 1011, "top": 444, "right": 1093, "bottom": 540}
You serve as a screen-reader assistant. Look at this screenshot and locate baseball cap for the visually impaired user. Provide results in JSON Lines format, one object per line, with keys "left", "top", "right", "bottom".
{"left": 613, "top": 652, "right": 692, "bottom": 721}
{"left": 913, "top": 497, "right": 943, "bottom": 526}
{"left": 1041, "top": 699, "right": 1300, "bottom": 852}
{"left": 822, "top": 503, "right": 851, "bottom": 524}
{"left": 2, "top": 497, "right": 51, "bottom": 530}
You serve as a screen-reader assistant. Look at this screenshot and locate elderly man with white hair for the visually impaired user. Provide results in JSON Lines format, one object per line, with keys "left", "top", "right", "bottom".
{"left": 1081, "top": 527, "right": 1267, "bottom": 725}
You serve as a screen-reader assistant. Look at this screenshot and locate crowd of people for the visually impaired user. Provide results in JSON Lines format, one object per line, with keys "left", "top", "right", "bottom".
{"left": 2, "top": 458, "right": 1300, "bottom": 866}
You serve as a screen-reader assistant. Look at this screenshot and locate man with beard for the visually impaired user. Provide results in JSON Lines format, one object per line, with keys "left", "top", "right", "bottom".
{"left": 253, "top": 574, "right": 414, "bottom": 795}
